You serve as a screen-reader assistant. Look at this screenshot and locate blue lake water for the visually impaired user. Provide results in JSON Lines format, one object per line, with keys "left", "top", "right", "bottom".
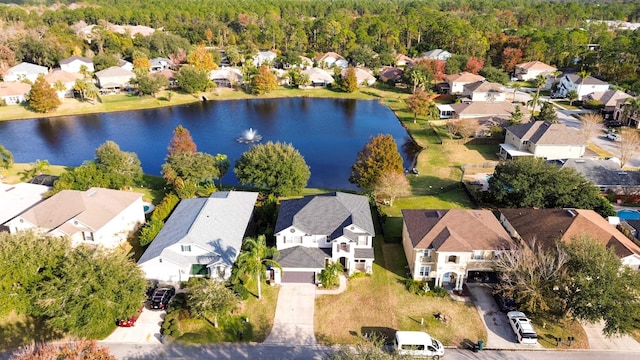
{"left": 0, "top": 98, "right": 418, "bottom": 190}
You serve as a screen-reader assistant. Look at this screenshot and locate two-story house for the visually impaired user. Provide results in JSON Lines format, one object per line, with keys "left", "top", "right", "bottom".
{"left": 274, "top": 192, "right": 375, "bottom": 284}
{"left": 581, "top": 89, "right": 632, "bottom": 121}
{"left": 137, "top": 191, "right": 259, "bottom": 282}
{"left": 460, "top": 81, "right": 506, "bottom": 102}
{"left": 401, "top": 209, "right": 513, "bottom": 290}
{"left": 444, "top": 72, "right": 486, "bottom": 95}
{"left": 3, "top": 62, "right": 48, "bottom": 82}
{"left": 499, "top": 121, "right": 586, "bottom": 160}
{"left": 556, "top": 73, "right": 609, "bottom": 98}
{"left": 59, "top": 56, "right": 95, "bottom": 74}
{"left": 514, "top": 61, "right": 557, "bottom": 81}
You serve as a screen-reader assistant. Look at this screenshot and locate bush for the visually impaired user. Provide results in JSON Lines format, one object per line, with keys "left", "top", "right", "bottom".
{"left": 430, "top": 286, "right": 448, "bottom": 298}
{"left": 151, "top": 193, "right": 180, "bottom": 222}
{"left": 583, "top": 99, "right": 603, "bottom": 110}
{"left": 233, "top": 282, "right": 250, "bottom": 300}
{"left": 169, "top": 322, "right": 179, "bottom": 333}
{"left": 138, "top": 219, "right": 164, "bottom": 246}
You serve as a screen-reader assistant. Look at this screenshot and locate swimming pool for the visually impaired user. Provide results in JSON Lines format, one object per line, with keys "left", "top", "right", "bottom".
{"left": 617, "top": 209, "right": 640, "bottom": 220}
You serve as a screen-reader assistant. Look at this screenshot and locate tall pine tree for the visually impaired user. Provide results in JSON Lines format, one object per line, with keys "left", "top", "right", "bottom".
{"left": 168, "top": 125, "right": 197, "bottom": 155}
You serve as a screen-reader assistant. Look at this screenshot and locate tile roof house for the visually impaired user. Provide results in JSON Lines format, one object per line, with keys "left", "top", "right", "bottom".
{"left": 461, "top": 81, "right": 506, "bottom": 102}
{"left": 514, "top": 61, "right": 557, "bottom": 81}
{"left": 401, "top": 209, "right": 514, "bottom": 290}
{"left": 341, "top": 67, "right": 376, "bottom": 87}
{"left": 301, "top": 67, "right": 334, "bottom": 88}
{"left": 0, "top": 182, "right": 49, "bottom": 228}
{"left": 498, "top": 208, "right": 640, "bottom": 270}
{"left": 5, "top": 187, "right": 144, "bottom": 249}
{"left": 557, "top": 73, "right": 609, "bottom": 98}
{"left": 561, "top": 158, "right": 640, "bottom": 194}
{"left": 59, "top": 56, "right": 95, "bottom": 74}
{"left": 0, "top": 82, "right": 31, "bottom": 105}
{"left": 314, "top": 52, "right": 348, "bottom": 68}
{"left": 45, "top": 70, "right": 83, "bottom": 98}
{"left": 422, "top": 49, "right": 452, "bottom": 61}
{"left": 137, "top": 191, "right": 258, "bottom": 282}
{"left": 445, "top": 72, "right": 486, "bottom": 94}
{"left": 3, "top": 62, "right": 48, "bottom": 82}
{"left": 94, "top": 66, "right": 135, "bottom": 90}
{"left": 274, "top": 192, "right": 375, "bottom": 283}
{"left": 499, "top": 121, "right": 586, "bottom": 160}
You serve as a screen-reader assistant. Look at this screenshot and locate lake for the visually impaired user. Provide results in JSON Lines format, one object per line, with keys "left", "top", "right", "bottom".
{"left": 0, "top": 98, "right": 418, "bottom": 190}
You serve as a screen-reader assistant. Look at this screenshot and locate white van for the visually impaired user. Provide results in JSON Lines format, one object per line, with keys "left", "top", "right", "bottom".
{"left": 394, "top": 331, "right": 445, "bottom": 359}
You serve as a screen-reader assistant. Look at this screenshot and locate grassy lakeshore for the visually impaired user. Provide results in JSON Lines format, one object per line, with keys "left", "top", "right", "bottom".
{"left": 0, "top": 86, "right": 403, "bottom": 122}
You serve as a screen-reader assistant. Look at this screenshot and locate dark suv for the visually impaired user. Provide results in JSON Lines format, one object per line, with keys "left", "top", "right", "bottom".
{"left": 149, "top": 286, "right": 175, "bottom": 310}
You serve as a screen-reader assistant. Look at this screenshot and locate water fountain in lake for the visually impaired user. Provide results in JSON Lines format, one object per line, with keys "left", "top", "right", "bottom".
{"left": 237, "top": 128, "right": 263, "bottom": 144}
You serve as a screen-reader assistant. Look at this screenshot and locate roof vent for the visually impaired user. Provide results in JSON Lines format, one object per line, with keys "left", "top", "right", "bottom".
{"left": 618, "top": 172, "right": 628, "bottom": 175}
{"left": 565, "top": 209, "right": 577, "bottom": 217}
{"left": 87, "top": 189, "right": 97, "bottom": 197}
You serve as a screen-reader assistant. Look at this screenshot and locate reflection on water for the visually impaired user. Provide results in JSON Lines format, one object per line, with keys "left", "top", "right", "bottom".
{"left": 0, "top": 98, "right": 418, "bottom": 190}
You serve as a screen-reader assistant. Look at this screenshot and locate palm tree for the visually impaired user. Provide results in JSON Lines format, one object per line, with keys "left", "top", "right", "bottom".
{"left": 531, "top": 74, "right": 547, "bottom": 111}
{"left": 235, "top": 235, "right": 281, "bottom": 300}
{"left": 53, "top": 80, "right": 67, "bottom": 98}
{"left": 0, "top": 145, "right": 14, "bottom": 172}
{"left": 567, "top": 90, "right": 579, "bottom": 106}
{"left": 511, "top": 82, "right": 522, "bottom": 102}
{"left": 623, "top": 97, "right": 640, "bottom": 127}
{"left": 34, "top": 159, "right": 50, "bottom": 175}
{"left": 84, "top": 82, "right": 100, "bottom": 104}
{"left": 318, "top": 261, "right": 344, "bottom": 288}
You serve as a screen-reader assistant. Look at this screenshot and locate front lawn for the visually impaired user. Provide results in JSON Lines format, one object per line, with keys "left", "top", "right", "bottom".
{"left": 531, "top": 315, "right": 588, "bottom": 349}
{"left": 314, "top": 235, "right": 486, "bottom": 346}
{"left": 173, "top": 278, "right": 279, "bottom": 344}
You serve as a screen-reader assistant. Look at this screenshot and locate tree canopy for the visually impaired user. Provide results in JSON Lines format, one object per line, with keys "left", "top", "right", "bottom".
{"left": 251, "top": 65, "right": 277, "bottom": 95}
{"left": 234, "top": 141, "right": 310, "bottom": 196}
{"left": 0, "top": 231, "right": 146, "bottom": 339}
{"left": 349, "top": 134, "right": 404, "bottom": 191}
{"left": 486, "top": 157, "right": 615, "bottom": 217}
{"left": 27, "top": 75, "right": 61, "bottom": 113}
{"left": 168, "top": 125, "right": 197, "bottom": 155}
{"left": 235, "top": 235, "right": 281, "bottom": 300}
{"left": 187, "top": 279, "right": 238, "bottom": 328}
{"left": 94, "top": 141, "right": 143, "bottom": 189}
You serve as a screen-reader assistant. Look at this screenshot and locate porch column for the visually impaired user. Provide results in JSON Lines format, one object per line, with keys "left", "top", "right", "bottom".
{"left": 456, "top": 273, "right": 464, "bottom": 291}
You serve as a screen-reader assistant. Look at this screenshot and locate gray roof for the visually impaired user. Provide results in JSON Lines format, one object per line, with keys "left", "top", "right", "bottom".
{"left": 506, "top": 121, "right": 584, "bottom": 146}
{"left": 354, "top": 248, "right": 375, "bottom": 259}
{"left": 562, "top": 158, "right": 640, "bottom": 187}
{"left": 59, "top": 56, "right": 92, "bottom": 65}
{"left": 95, "top": 66, "right": 135, "bottom": 78}
{"left": 275, "top": 192, "right": 374, "bottom": 240}
{"left": 138, "top": 191, "right": 258, "bottom": 268}
{"left": 564, "top": 73, "right": 608, "bottom": 86}
{"left": 276, "top": 246, "right": 331, "bottom": 268}
{"left": 6, "top": 62, "right": 48, "bottom": 75}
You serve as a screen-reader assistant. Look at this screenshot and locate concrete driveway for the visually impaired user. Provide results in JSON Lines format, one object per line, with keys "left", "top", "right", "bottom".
{"left": 582, "top": 321, "right": 640, "bottom": 350}
{"left": 101, "top": 307, "right": 164, "bottom": 344}
{"left": 467, "top": 284, "right": 543, "bottom": 350}
{"left": 264, "top": 284, "right": 317, "bottom": 345}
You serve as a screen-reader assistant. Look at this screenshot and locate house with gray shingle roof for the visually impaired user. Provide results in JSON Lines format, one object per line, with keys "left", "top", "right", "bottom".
{"left": 274, "top": 192, "right": 375, "bottom": 283}
{"left": 461, "top": 81, "right": 506, "bottom": 102}
{"left": 514, "top": 61, "right": 557, "bottom": 81}
{"left": 561, "top": 158, "right": 640, "bottom": 194}
{"left": 94, "top": 66, "right": 134, "bottom": 91}
{"left": 137, "top": 191, "right": 258, "bottom": 282}
{"left": 557, "top": 73, "right": 609, "bottom": 98}
{"left": 5, "top": 187, "right": 144, "bottom": 249}
{"left": 59, "top": 55, "right": 95, "bottom": 73}
{"left": 499, "top": 121, "right": 586, "bottom": 160}
{"left": 402, "top": 209, "right": 514, "bottom": 290}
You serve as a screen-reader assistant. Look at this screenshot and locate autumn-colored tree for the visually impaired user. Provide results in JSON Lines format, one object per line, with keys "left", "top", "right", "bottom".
{"left": 342, "top": 66, "right": 359, "bottom": 93}
{"left": 406, "top": 89, "right": 437, "bottom": 123}
{"left": 349, "top": 134, "right": 404, "bottom": 190}
{"left": 251, "top": 65, "right": 277, "bottom": 95}
{"left": 579, "top": 113, "right": 603, "bottom": 144}
{"left": 502, "top": 47, "right": 523, "bottom": 73}
{"left": 27, "top": 75, "right": 61, "bottom": 113}
{"left": 618, "top": 128, "right": 640, "bottom": 168}
{"left": 168, "top": 125, "right": 197, "bottom": 155}
{"left": 132, "top": 57, "right": 152, "bottom": 76}
{"left": 0, "top": 44, "right": 16, "bottom": 75}
{"left": 464, "top": 57, "right": 485, "bottom": 74}
{"left": 169, "top": 48, "right": 188, "bottom": 66}
{"left": 374, "top": 171, "right": 411, "bottom": 206}
{"left": 188, "top": 44, "right": 217, "bottom": 71}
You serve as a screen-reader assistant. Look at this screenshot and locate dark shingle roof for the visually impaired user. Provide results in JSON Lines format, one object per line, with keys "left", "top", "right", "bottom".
{"left": 275, "top": 192, "right": 374, "bottom": 239}
{"left": 276, "top": 246, "right": 331, "bottom": 268}
{"left": 562, "top": 159, "right": 640, "bottom": 187}
{"left": 506, "top": 121, "right": 584, "bottom": 146}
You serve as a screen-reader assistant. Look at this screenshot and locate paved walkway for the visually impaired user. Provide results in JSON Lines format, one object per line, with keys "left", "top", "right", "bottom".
{"left": 264, "top": 283, "right": 317, "bottom": 345}
{"left": 316, "top": 275, "right": 347, "bottom": 295}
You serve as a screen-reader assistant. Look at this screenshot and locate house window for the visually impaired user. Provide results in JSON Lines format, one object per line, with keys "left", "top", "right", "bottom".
{"left": 522, "top": 140, "right": 530, "bottom": 145}
{"left": 472, "top": 250, "right": 484, "bottom": 260}
{"left": 285, "top": 236, "right": 302, "bottom": 244}
{"left": 422, "top": 249, "right": 431, "bottom": 258}
{"left": 447, "top": 255, "right": 458, "bottom": 263}
{"left": 419, "top": 266, "right": 430, "bottom": 277}
{"left": 159, "top": 258, "right": 162, "bottom": 263}
{"left": 82, "top": 232, "right": 94, "bottom": 241}
{"left": 181, "top": 245, "right": 191, "bottom": 252}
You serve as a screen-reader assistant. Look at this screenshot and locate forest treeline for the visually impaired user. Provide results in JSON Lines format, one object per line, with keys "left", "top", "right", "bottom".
{"left": 1, "top": 0, "right": 640, "bottom": 91}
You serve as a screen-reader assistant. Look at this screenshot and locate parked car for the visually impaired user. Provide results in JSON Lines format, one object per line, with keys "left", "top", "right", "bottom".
{"left": 116, "top": 306, "right": 143, "bottom": 327}
{"left": 394, "top": 331, "right": 445, "bottom": 359}
{"left": 493, "top": 292, "right": 517, "bottom": 312}
{"left": 149, "top": 286, "right": 175, "bottom": 310}
{"left": 507, "top": 311, "right": 538, "bottom": 344}
{"left": 607, "top": 132, "right": 621, "bottom": 141}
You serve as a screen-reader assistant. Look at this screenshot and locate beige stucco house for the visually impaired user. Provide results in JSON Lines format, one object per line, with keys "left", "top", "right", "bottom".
{"left": 402, "top": 209, "right": 513, "bottom": 290}
{"left": 445, "top": 72, "right": 485, "bottom": 94}
{"left": 5, "top": 187, "right": 145, "bottom": 249}
{"left": 514, "top": 61, "right": 557, "bottom": 81}
{"left": 499, "top": 121, "right": 586, "bottom": 160}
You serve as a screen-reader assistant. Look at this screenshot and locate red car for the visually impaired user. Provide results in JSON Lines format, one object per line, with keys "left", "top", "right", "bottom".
{"left": 116, "top": 306, "right": 143, "bottom": 327}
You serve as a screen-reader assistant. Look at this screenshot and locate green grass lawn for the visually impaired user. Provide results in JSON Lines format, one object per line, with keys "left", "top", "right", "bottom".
{"left": 174, "top": 278, "right": 278, "bottom": 344}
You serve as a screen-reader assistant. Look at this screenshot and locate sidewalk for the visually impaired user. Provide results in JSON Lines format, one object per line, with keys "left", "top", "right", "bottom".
{"left": 316, "top": 275, "right": 347, "bottom": 295}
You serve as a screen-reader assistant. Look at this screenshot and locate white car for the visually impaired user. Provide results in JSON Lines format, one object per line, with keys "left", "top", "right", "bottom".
{"left": 394, "top": 331, "right": 445, "bottom": 359}
{"left": 607, "top": 132, "right": 621, "bottom": 141}
{"left": 507, "top": 311, "right": 538, "bottom": 344}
